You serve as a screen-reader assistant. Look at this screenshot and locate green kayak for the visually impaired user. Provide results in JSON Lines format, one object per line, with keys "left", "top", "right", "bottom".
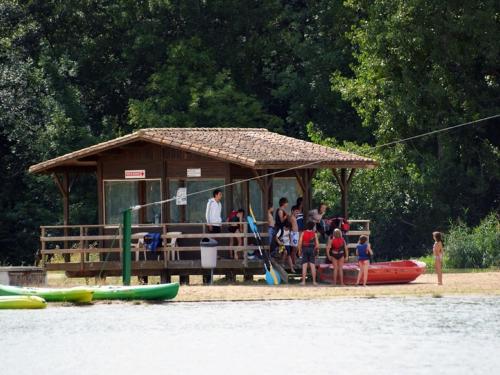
{"left": 91, "top": 283, "right": 179, "bottom": 300}
{"left": 0, "top": 284, "right": 94, "bottom": 303}
{"left": 0, "top": 296, "right": 47, "bottom": 309}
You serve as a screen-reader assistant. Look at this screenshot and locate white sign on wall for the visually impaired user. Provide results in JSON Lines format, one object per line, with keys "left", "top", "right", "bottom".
{"left": 124, "top": 170, "right": 146, "bottom": 179}
{"left": 187, "top": 168, "right": 201, "bottom": 177}
{"left": 176, "top": 187, "right": 187, "bottom": 205}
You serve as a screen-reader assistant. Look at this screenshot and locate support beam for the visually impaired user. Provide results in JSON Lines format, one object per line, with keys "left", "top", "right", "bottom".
{"left": 332, "top": 168, "right": 356, "bottom": 219}
{"left": 302, "top": 169, "right": 310, "bottom": 214}
{"left": 225, "top": 164, "right": 233, "bottom": 219}
{"left": 251, "top": 169, "right": 265, "bottom": 192}
{"left": 294, "top": 170, "right": 307, "bottom": 195}
{"left": 267, "top": 170, "right": 273, "bottom": 209}
{"left": 53, "top": 171, "right": 71, "bottom": 262}
{"left": 251, "top": 169, "right": 268, "bottom": 217}
{"left": 302, "top": 169, "right": 315, "bottom": 215}
{"left": 161, "top": 151, "right": 168, "bottom": 223}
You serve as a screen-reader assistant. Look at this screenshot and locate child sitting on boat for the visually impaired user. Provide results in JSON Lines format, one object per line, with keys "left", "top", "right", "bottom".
{"left": 298, "top": 221, "right": 319, "bottom": 286}
{"left": 355, "top": 235, "right": 373, "bottom": 286}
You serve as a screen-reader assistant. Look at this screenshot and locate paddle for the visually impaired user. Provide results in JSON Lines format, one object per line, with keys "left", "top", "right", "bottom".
{"left": 247, "top": 207, "right": 281, "bottom": 285}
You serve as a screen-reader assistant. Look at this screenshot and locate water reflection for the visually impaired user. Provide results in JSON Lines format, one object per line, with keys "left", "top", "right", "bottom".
{"left": 1, "top": 297, "right": 499, "bottom": 375}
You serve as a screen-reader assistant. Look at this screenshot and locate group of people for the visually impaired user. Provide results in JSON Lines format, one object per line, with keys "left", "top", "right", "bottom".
{"left": 206, "top": 189, "right": 444, "bottom": 286}
{"left": 268, "top": 197, "right": 372, "bottom": 286}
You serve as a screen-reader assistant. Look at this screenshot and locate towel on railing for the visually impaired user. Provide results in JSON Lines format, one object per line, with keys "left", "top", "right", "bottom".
{"left": 144, "top": 233, "right": 162, "bottom": 252}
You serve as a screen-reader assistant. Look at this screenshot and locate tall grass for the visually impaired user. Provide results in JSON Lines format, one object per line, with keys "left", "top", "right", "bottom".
{"left": 446, "top": 213, "right": 500, "bottom": 269}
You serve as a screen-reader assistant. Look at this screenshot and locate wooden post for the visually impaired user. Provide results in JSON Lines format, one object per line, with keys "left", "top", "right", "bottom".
{"left": 225, "top": 164, "right": 232, "bottom": 218}
{"left": 53, "top": 171, "right": 71, "bottom": 262}
{"left": 79, "top": 225, "right": 84, "bottom": 271}
{"left": 332, "top": 168, "right": 356, "bottom": 219}
{"left": 267, "top": 170, "right": 273, "bottom": 211}
{"left": 122, "top": 209, "right": 132, "bottom": 286}
{"left": 161, "top": 158, "right": 168, "bottom": 223}
{"left": 251, "top": 169, "right": 267, "bottom": 219}
{"left": 179, "top": 180, "right": 186, "bottom": 223}
{"left": 163, "top": 224, "right": 168, "bottom": 268}
{"left": 243, "top": 222, "right": 248, "bottom": 268}
{"left": 302, "top": 169, "right": 313, "bottom": 215}
{"left": 40, "top": 227, "right": 46, "bottom": 265}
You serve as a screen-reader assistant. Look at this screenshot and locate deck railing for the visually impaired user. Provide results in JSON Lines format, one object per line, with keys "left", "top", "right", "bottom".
{"left": 39, "top": 220, "right": 370, "bottom": 270}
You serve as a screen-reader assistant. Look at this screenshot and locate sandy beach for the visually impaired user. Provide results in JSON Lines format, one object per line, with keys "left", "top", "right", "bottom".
{"left": 47, "top": 271, "right": 500, "bottom": 302}
{"left": 174, "top": 272, "right": 500, "bottom": 302}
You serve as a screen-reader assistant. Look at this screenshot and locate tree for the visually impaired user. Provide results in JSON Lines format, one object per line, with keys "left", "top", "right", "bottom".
{"left": 129, "top": 38, "right": 283, "bottom": 130}
{"left": 333, "top": 0, "right": 500, "bottom": 228}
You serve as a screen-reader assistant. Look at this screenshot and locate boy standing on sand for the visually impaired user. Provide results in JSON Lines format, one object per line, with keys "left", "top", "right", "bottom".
{"left": 298, "top": 221, "right": 319, "bottom": 286}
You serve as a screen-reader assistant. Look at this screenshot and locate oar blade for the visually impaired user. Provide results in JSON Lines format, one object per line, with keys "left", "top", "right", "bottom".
{"left": 246, "top": 216, "right": 258, "bottom": 233}
{"left": 265, "top": 268, "right": 281, "bottom": 285}
{"left": 265, "top": 270, "right": 276, "bottom": 285}
{"left": 249, "top": 205, "right": 256, "bottom": 221}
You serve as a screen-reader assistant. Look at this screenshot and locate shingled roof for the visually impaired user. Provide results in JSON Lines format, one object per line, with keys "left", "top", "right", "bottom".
{"left": 29, "top": 128, "right": 377, "bottom": 173}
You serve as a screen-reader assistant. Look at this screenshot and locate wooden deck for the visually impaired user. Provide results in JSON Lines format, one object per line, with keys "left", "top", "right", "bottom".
{"left": 39, "top": 220, "right": 370, "bottom": 282}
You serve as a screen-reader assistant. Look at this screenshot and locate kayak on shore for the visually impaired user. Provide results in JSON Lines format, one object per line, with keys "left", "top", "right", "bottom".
{"left": 318, "top": 260, "right": 426, "bottom": 285}
{"left": 91, "top": 283, "right": 179, "bottom": 300}
{"left": 0, "top": 295, "right": 47, "bottom": 309}
{"left": 0, "top": 285, "right": 94, "bottom": 303}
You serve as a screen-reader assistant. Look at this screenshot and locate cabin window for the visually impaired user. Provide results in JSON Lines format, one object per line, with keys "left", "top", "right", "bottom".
{"left": 232, "top": 180, "right": 244, "bottom": 211}
{"left": 167, "top": 179, "right": 225, "bottom": 223}
{"left": 249, "top": 180, "right": 264, "bottom": 220}
{"left": 272, "top": 177, "right": 301, "bottom": 211}
{"left": 104, "top": 179, "right": 161, "bottom": 224}
{"left": 186, "top": 179, "right": 225, "bottom": 223}
{"left": 168, "top": 179, "right": 181, "bottom": 222}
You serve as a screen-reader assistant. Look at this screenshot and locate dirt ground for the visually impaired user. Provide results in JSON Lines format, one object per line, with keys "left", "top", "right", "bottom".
{"left": 47, "top": 271, "right": 500, "bottom": 302}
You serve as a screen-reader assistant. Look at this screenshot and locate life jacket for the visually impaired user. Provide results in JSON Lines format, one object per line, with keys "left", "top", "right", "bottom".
{"left": 332, "top": 237, "right": 345, "bottom": 251}
{"left": 302, "top": 230, "right": 316, "bottom": 248}
{"left": 227, "top": 210, "right": 238, "bottom": 223}
{"left": 340, "top": 219, "right": 350, "bottom": 232}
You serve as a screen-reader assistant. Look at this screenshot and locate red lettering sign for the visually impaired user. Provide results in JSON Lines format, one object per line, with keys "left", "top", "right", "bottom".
{"left": 124, "top": 170, "right": 146, "bottom": 179}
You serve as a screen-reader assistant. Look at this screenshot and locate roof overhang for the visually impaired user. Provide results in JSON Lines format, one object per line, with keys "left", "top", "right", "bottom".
{"left": 29, "top": 129, "right": 378, "bottom": 174}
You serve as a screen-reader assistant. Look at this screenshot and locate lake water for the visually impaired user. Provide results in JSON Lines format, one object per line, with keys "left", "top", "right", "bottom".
{"left": 1, "top": 296, "right": 499, "bottom": 375}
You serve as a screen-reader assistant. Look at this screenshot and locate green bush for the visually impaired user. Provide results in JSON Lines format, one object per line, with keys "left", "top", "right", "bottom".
{"left": 446, "top": 213, "right": 500, "bottom": 268}
{"left": 417, "top": 254, "right": 435, "bottom": 270}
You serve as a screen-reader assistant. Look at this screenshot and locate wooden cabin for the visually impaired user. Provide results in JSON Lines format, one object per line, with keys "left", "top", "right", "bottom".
{"left": 29, "top": 128, "right": 377, "bottom": 283}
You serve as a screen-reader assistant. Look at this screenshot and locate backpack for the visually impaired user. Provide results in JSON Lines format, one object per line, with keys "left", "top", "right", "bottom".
{"left": 340, "top": 219, "right": 350, "bottom": 232}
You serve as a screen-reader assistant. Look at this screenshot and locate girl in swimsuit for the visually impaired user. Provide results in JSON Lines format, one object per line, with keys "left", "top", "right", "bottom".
{"left": 355, "top": 235, "right": 373, "bottom": 286}
{"left": 326, "top": 229, "right": 348, "bottom": 286}
{"left": 433, "top": 231, "right": 444, "bottom": 285}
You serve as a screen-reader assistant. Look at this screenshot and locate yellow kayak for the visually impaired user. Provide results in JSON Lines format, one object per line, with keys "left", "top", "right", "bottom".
{"left": 0, "top": 285, "right": 93, "bottom": 303}
{"left": 0, "top": 296, "right": 47, "bottom": 309}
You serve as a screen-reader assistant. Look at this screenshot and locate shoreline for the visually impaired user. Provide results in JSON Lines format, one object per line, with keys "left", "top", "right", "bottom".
{"left": 46, "top": 271, "right": 500, "bottom": 303}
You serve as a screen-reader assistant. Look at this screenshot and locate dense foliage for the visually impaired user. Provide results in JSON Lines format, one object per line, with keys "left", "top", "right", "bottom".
{"left": 0, "top": 0, "right": 498, "bottom": 264}
{"left": 445, "top": 213, "right": 500, "bottom": 269}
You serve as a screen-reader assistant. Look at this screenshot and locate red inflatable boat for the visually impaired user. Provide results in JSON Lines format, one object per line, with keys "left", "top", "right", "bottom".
{"left": 318, "top": 260, "right": 426, "bottom": 285}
